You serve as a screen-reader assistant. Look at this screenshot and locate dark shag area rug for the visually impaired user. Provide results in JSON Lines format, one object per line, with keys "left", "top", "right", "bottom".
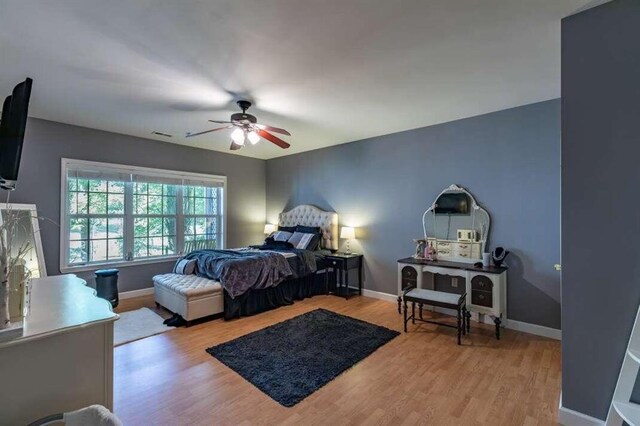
{"left": 206, "top": 308, "right": 399, "bottom": 407}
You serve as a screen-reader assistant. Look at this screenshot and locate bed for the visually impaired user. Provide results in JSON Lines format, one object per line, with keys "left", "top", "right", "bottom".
{"left": 153, "top": 205, "right": 338, "bottom": 322}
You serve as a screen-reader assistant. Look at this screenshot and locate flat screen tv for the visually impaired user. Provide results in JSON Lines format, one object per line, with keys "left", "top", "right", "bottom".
{"left": 434, "top": 192, "right": 470, "bottom": 215}
{"left": 0, "top": 78, "right": 32, "bottom": 191}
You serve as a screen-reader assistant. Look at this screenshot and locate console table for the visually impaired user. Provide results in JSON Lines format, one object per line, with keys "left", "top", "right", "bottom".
{"left": 397, "top": 257, "right": 507, "bottom": 339}
{"left": 0, "top": 274, "right": 118, "bottom": 425}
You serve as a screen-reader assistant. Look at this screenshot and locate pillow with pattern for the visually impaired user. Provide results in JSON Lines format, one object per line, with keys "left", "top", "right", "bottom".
{"left": 287, "top": 231, "right": 321, "bottom": 250}
{"left": 271, "top": 230, "right": 293, "bottom": 242}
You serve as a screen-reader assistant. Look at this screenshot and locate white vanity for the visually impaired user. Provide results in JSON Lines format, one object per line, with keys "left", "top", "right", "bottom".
{"left": 0, "top": 274, "right": 118, "bottom": 425}
{"left": 398, "top": 184, "right": 508, "bottom": 339}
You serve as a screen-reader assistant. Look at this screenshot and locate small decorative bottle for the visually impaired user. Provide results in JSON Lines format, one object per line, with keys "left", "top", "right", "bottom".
{"left": 430, "top": 241, "right": 438, "bottom": 261}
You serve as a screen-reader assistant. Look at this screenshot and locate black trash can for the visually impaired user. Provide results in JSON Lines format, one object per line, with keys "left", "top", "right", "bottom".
{"left": 95, "top": 268, "right": 119, "bottom": 308}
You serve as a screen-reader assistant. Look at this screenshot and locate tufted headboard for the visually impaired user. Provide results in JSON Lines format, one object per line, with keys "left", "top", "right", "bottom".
{"left": 278, "top": 205, "right": 339, "bottom": 251}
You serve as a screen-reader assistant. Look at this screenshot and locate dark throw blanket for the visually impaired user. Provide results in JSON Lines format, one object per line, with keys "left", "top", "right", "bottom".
{"left": 184, "top": 246, "right": 317, "bottom": 298}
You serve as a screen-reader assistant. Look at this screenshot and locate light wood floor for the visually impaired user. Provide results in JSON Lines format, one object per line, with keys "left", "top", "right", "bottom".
{"left": 114, "top": 295, "right": 561, "bottom": 425}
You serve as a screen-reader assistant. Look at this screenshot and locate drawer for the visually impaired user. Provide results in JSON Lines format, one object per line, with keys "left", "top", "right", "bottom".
{"left": 455, "top": 242, "right": 472, "bottom": 251}
{"left": 471, "top": 275, "right": 494, "bottom": 291}
{"left": 436, "top": 241, "right": 453, "bottom": 249}
{"left": 327, "top": 256, "right": 361, "bottom": 270}
{"left": 437, "top": 249, "right": 452, "bottom": 257}
{"left": 471, "top": 290, "right": 493, "bottom": 307}
{"left": 328, "top": 258, "right": 345, "bottom": 269}
{"left": 401, "top": 266, "right": 417, "bottom": 280}
{"left": 455, "top": 243, "right": 481, "bottom": 258}
{"left": 454, "top": 250, "right": 471, "bottom": 259}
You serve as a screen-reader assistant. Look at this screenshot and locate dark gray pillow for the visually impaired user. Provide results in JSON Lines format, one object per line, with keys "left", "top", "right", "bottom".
{"left": 173, "top": 258, "right": 196, "bottom": 275}
{"left": 296, "top": 225, "right": 322, "bottom": 235}
{"left": 278, "top": 225, "right": 297, "bottom": 233}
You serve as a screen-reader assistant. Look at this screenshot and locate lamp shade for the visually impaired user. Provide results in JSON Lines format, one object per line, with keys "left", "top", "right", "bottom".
{"left": 264, "top": 224, "right": 276, "bottom": 235}
{"left": 340, "top": 226, "right": 356, "bottom": 240}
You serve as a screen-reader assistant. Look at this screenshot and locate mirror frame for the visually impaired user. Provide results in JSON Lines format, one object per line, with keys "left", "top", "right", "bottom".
{"left": 422, "top": 184, "right": 491, "bottom": 253}
{"left": 0, "top": 203, "right": 47, "bottom": 278}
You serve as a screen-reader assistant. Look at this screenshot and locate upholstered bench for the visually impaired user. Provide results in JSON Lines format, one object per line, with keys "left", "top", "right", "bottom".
{"left": 403, "top": 287, "right": 469, "bottom": 345}
{"left": 153, "top": 274, "right": 224, "bottom": 325}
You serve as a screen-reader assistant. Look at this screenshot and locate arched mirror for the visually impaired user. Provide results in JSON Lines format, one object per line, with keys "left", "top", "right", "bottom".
{"left": 422, "top": 184, "right": 490, "bottom": 263}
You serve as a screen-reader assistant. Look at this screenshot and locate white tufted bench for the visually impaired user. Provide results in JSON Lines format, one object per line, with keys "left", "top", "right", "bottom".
{"left": 153, "top": 273, "right": 224, "bottom": 324}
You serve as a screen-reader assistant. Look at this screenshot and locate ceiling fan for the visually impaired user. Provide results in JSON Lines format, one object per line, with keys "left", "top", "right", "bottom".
{"left": 186, "top": 100, "right": 291, "bottom": 151}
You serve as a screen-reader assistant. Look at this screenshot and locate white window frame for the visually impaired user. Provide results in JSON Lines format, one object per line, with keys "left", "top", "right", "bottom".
{"left": 60, "top": 158, "right": 227, "bottom": 273}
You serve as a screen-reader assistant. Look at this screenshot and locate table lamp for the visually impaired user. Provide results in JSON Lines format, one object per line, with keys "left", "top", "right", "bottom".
{"left": 340, "top": 226, "right": 356, "bottom": 254}
{"left": 264, "top": 223, "right": 276, "bottom": 235}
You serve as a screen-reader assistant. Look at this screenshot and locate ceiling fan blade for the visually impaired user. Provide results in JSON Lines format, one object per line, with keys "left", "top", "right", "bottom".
{"left": 258, "top": 130, "right": 290, "bottom": 149}
{"left": 186, "top": 126, "right": 231, "bottom": 138}
{"left": 208, "top": 120, "right": 233, "bottom": 124}
{"left": 256, "top": 123, "right": 291, "bottom": 136}
{"left": 230, "top": 140, "right": 243, "bottom": 150}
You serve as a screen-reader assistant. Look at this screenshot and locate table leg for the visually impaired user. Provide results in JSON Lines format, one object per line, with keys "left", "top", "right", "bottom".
{"left": 457, "top": 308, "right": 462, "bottom": 345}
{"left": 358, "top": 262, "right": 363, "bottom": 295}
{"left": 466, "top": 309, "right": 471, "bottom": 333}
{"left": 344, "top": 269, "right": 350, "bottom": 299}
{"left": 494, "top": 317, "right": 502, "bottom": 340}
{"left": 403, "top": 298, "right": 408, "bottom": 332}
{"left": 462, "top": 307, "right": 466, "bottom": 336}
{"left": 397, "top": 296, "right": 402, "bottom": 314}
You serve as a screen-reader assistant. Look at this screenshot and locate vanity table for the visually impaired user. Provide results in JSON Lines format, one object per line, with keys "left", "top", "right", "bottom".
{"left": 397, "top": 257, "right": 507, "bottom": 339}
{"left": 398, "top": 184, "right": 508, "bottom": 339}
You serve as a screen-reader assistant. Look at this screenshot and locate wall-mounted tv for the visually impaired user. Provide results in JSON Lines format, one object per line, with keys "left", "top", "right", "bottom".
{"left": 434, "top": 192, "right": 470, "bottom": 215}
{"left": 0, "top": 78, "right": 33, "bottom": 191}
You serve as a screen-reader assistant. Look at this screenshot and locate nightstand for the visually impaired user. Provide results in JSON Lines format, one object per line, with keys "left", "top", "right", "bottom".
{"left": 325, "top": 252, "right": 363, "bottom": 299}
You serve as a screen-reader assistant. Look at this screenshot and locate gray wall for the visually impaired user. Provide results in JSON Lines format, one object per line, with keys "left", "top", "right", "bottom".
{"left": 11, "top": 118, "right": 266, "bottom": 292}
{"left": 561, "top": 0, "right": 640, "bottom": 420}
{"left": 266, "top": 99, "right": 561, "bottom": 329}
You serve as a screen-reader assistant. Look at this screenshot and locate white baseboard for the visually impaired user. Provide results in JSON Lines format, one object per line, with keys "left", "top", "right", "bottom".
{"left": 558, "top": 394, "right": 604, "bottom": 426}
{"left": 119, "top": 287, "right": 154, "bottom": 300}
{"left": 508, "top": 318, "right": 561, "bottom": 340}
{"left": 361, "top": 288, "right": 561, "bottom": 340}
{"left": 362, "top": 288, "right": 398, "bottom": 303}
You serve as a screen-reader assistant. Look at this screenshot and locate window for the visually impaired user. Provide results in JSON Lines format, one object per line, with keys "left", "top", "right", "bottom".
{"left": 61, "top": 159, "right": 226, "bottom": 272}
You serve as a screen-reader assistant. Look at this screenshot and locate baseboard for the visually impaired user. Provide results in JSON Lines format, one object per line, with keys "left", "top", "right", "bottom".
{"left": 362, "top": 288, "right": 398, "bottom": 303}
{"left": 360, "top": 288, "right": 561, "bottom": 340}
{"left": 120, "top": 287, "right": 154, "bottom": 300}
{"left": 508, "top": 318, "right": 561, "bottom": 340}
{"left": 558, "top": 395, "right": 604, "bottom": 426}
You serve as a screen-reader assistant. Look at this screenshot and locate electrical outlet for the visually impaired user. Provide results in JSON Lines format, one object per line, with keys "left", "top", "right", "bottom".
{"left": 451, "top": 277, "right": 458, "bottom": 288}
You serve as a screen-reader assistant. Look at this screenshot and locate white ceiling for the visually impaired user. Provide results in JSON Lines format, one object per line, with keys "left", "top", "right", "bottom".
{"left": 0, "top": 0, "right": 591, "bottom": 160}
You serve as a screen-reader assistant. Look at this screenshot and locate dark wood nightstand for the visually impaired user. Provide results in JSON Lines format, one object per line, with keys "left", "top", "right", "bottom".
{"left": 325, "top": 252, "right": 363, "bottom": 299}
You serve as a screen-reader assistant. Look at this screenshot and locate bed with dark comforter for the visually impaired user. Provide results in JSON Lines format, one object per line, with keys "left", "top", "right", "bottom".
{"left": 183, "top": 242, "right": 332, "bottom": 319}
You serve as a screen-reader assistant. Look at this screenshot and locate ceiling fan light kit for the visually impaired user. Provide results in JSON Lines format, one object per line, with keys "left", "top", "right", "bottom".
{"left": 247, "top": 131, "right": 260, "bottom": 145}
{"left": 231, "top": 127, "right": 245, "bottom": 145}
{"left": 186, "top": 100, "right": 291, "bottom": 151}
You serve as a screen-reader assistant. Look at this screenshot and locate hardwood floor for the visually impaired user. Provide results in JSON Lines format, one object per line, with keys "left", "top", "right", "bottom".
{"left": 114, "top": 295, "right": 561, "bottom": 425}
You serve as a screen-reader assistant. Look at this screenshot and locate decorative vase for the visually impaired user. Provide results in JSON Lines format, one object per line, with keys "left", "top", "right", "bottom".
{"left": 9, "top": 267, "right": 27, "bottom": 322}
{"left": 0, "top": 265, "right": 9, "bottom": 330}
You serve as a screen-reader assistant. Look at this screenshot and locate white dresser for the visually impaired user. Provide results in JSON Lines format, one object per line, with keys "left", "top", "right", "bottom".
{"left": 0, "top": 274, "right": 118, "bottom": 425}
